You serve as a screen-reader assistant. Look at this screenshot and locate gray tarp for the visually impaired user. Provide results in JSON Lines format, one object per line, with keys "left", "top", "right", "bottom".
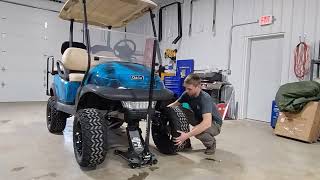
{"left": 275, "top": 81, "right": 320, "bottom": 113}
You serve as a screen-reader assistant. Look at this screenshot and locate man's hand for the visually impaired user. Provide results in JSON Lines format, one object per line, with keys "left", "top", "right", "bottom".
{"left": 185, "top": 113, "right": 212, "bottom": 138}
{"left": 174, "top": 131, "right": 190, "bottom": 146}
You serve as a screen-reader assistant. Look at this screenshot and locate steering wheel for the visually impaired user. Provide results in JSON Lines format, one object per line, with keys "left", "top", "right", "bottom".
{"left": 113, "top": 39, "right": 137, "bottom": 60}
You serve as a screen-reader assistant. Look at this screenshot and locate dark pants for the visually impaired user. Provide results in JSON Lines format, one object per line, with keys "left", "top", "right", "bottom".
{"left": 182, "top": 107, "right": 221, "bottom": 148}
{"left": 195, "top": 122, "right": 221, "bottom": 148}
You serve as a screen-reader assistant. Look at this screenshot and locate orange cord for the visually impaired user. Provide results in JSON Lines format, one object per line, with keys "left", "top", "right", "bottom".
{"left": 294, "top": 42, "right": 310, "bottom": 80}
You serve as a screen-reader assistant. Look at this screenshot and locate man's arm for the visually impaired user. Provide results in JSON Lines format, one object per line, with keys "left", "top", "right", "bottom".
{"left": 187, "top": 113, "right": 212, "bottom": 137}
{"left": 188, "top": 94, "right": 214, "bottom": 137}
{"left": 167, "top": 91, "right": 187, "bottom": 107}
{"left": 167, "top": 100, "right": 180, "bottom": 107}
{"left": 174, "top": 113, "right": 212, "bottom": 146}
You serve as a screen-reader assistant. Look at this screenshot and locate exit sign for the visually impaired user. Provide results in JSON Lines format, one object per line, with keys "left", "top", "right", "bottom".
{"left": 259, "top": 15, "right": 273, "bottom": 26}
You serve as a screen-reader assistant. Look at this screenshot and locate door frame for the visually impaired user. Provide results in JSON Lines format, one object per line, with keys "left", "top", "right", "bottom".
{"left": 240, "top": 33, "right": 285, "bottom": 120}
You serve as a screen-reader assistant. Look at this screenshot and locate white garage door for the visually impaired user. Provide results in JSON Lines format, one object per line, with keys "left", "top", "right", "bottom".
{"left": 0, "top": 2, "right": 78, "bottom": 102}
{"left": 246, "top": 35, "right": 284, "bottom": 122}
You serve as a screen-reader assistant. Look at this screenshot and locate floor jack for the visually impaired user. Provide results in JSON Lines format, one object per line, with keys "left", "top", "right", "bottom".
{"left": 114, "top": 120, "right": 158, "bottom": 169}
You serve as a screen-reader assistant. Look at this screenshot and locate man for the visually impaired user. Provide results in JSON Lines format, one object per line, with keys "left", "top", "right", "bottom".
{"left": 168, "top": 73, "right": 222, "bottom": 155}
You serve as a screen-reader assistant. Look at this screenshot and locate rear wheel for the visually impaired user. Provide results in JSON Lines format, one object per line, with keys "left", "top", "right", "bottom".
{"left": 73, "top": 108, "right": 106, "bottom": 167}
{"left": 152, "top": 106, "right": 190, "bottom": 154}
{"left": 46, "top": 96, "right": 68, "bottom": 133}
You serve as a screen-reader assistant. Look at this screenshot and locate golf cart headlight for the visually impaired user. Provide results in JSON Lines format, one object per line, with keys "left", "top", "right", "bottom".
{"left": 121, "top": 101, "right": 156, "bottom": 110}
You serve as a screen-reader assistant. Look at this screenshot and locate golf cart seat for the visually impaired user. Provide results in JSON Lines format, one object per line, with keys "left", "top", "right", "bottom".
{"left": 61, "top": 41, "right": 87, "bottom": 55}
{"left": 57, "top": 47, "right": 99, "bottom": 82}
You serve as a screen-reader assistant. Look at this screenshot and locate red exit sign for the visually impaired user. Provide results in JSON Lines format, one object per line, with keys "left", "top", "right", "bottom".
{"left": 259, "top": 15, "right": 273, "bottom": 26}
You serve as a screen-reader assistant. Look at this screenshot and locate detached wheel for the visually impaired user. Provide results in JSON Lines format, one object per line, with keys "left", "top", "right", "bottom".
{"left": 152, "top": 106, "right": 190, "bottom": 154}
{"left": 46, "top": 96, "right": 68, "bottom": 133}
{"left": 73, "top": 108, "right": 106, "bottom": 167}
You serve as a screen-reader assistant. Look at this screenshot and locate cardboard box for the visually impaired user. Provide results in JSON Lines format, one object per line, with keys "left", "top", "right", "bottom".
{"left": 274, "top": 101, "right": 320, "bottom": 143}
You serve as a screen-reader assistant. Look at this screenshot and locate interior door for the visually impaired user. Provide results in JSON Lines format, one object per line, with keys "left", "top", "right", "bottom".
{"left": 246, "top": 35, "right": 284, "bottom": 122}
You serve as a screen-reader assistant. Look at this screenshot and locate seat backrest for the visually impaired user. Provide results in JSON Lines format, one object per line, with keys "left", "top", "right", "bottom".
{"left": 61, "top": 41, "right": 86, "bottom": 55}
{"left": 62, "top": 48, "right": 89, "bottom": 71}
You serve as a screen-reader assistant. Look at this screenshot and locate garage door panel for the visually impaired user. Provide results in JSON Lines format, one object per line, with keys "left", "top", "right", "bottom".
{"left": 0, "top": 2, "right": 55, "bottom": 102}
{"left": 0, "top": 71, "right": 47, "bottom": 102}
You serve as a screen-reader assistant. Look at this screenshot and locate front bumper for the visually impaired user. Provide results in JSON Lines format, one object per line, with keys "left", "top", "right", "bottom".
{"left": 80, "top": 85, "right": 174, "bottom": 101}
{"left": 123, "top": 108, "right": 161, "bottom": 121}
{"left": 123, "top": 108, "right": 149, "bottom": 121}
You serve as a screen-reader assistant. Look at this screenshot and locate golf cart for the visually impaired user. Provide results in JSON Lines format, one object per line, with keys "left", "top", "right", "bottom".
{"left": 46, "top": 0, "right": 190, "bottom": 169}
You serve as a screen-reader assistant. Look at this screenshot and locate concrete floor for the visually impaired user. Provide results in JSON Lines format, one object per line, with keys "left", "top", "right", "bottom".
{"left": 0, "top": 102, "right": 320, "bottom": 180}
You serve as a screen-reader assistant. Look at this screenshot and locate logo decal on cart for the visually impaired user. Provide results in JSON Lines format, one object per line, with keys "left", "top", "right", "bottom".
{"left": 131, "top": 75, "right": 144, "bottom": 80}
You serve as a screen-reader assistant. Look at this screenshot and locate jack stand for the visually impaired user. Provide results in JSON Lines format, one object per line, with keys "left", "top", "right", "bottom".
{"left": 114, "top": 122, "right": 157, "bottom": 169}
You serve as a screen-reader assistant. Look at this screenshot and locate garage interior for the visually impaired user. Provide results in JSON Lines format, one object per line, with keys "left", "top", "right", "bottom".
{"left": 1, "top": 0, "right": 320, "bottom": 180}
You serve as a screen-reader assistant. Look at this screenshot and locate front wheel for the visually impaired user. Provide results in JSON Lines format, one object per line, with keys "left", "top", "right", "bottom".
{"left": 73, "top": 108, "right": 107, "bottom": 167}
{"left": 152, "top": 106, "right": 190, "bottom": 154}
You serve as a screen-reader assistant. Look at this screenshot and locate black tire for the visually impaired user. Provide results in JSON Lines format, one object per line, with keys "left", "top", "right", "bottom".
{"left": 152, "top": 106, "right": 190, "bottom": 155}
{"left": 73, "top": 108, "right": 107, "bottom": 167}
{"left": 46, "top": 96, "right": 68, "bottom": 133}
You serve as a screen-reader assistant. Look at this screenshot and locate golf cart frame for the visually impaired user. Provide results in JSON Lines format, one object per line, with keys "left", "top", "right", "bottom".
{"left": 46, "top": 0, "right": 172, "bottom": 169}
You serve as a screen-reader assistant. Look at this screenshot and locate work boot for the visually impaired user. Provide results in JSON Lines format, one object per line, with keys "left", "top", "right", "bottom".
{"left": 204, "top": 143, "right": 216, "bottom": 155}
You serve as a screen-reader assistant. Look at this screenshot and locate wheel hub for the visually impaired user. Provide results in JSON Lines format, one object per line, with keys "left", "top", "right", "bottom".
{"left": 47, "top": 105, "right": 52, "bottom": 127}
{"left": 74, "top": 126, "right": 83, "bottom": 156}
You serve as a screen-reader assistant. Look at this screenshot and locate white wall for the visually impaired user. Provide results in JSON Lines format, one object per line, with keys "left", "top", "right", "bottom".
{"left": 1, "top": 0, "right": 64, "bottom": 11}
{"left": 148, "top": 0, "right": 320, "bottom": 119}
{"left": 0, "top": 0, "right": 82, "bottom": 102}
{"left": 157, "top": 0, "right": 232, "bottom": 70}
{"left": 229, "top": 0, "right": 320, "bottom": 118}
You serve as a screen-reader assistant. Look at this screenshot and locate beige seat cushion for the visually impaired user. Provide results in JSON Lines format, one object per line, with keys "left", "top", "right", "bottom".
{"left": 62, "top": 47, "right": 101, "bottom": 70}
{"left": 61, "top": 48, "right": 101, "bottom": 81}
{"left": 62, "top": 48, "right": 89, "bottom": 71}
{"left": 69, "top": 73, "right": 85, "bottom": 82}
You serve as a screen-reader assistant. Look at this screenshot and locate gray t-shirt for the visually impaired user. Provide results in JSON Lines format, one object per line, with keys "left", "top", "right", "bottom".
{"left": 178, "top": 90, "right": 223, "bottom": 126}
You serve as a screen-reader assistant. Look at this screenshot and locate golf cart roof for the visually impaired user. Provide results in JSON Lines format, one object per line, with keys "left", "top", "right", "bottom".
{"left": 59, "top": 0, "right": 157, "bottom": 28}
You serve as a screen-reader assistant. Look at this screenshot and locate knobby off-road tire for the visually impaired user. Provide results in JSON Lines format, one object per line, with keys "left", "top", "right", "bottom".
{"left": 46, "top": 96, "right": 68, "bottom": 133}
{"left": 73, "top": 108, "right": 107, "bottom": 167}
{"left": 152, "top": 106, "right": 190, "bottom": 155}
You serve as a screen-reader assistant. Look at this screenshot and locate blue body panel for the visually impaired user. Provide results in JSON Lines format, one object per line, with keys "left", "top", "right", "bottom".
{"left": 54, "top": 75, "right": 80, "bottom": 104}
{"left": 53, "top": 61, "right": 165, "bottom": 104}
{"left": 86, "top": 62, "right": 164, "bottom": 90}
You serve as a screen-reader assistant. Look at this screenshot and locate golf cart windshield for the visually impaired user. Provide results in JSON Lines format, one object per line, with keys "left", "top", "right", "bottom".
{"left": 59, "top": 0, "right": 157, "bottom": 28}
{"left": 90, "top": 28, "right": 156, "bottom": 67}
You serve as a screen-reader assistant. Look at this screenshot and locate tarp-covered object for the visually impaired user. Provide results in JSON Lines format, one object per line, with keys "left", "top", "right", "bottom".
{"left": 275, "top": 81, "right": 320, "bottom": 113}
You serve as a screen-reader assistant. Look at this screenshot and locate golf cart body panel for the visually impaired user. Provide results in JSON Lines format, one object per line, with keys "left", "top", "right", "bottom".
{"left": 54, "top": 75, "right": 81, "bottom": 104}
{"left": 59, "top": 0, "right": 157, "bottom": 28}
{"left": 53, "top": 60, "right": 171, "bottom": 105}
{"left": 86, "top": 61, "right": 164, "bottom": 90}
{"left": 80, "top": 85, "right": 173, "bottom": 101}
